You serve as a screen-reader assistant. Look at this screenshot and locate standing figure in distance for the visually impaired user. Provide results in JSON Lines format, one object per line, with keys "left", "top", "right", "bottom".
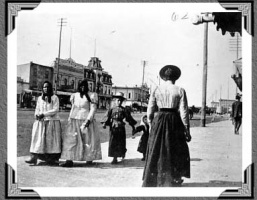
{"left": 143, "top": 65, "right": 191, "bottom": 187}
{"left": 132, "top": 115, "right": 149, "bottom": 161}
{"left": 60, "top": 79, "right": 102, "bottom": 167}
{"left": 25, "top": 81, "right": 62, "bottom": 165}
{"left": 231, "top": 93, "right": 242, "bottom": 135}
{"left": 101, "top": 92, "right": 137, "bottom": 164}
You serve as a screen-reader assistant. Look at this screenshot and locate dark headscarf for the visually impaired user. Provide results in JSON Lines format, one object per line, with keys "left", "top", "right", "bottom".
{"left": 78, "top": 79, "right": 91, "bottom": 102}
{"left": 42, "top": 81, "right": 53, "bottom": 103}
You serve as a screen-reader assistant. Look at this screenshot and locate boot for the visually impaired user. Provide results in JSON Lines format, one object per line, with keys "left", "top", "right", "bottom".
{"left": 111, "top": 157, "right": 118, "bottom": 164}
{"left": 60, "top": 160, "right": 73, "bottom": 167}
{"left": 25, "top": 153, "right": 38, "bottom": 165}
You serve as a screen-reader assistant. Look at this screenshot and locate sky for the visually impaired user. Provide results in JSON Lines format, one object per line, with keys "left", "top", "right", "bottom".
{"left": 16, "top": 3, "right": 242, "bottom": 107}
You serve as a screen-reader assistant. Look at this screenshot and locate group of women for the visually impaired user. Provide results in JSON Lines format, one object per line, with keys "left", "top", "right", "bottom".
{"left": 25, "top": 79, "right": 102, "bottom": 167}
{"left": 25, "top": 65, "right": 192, "bottom": 187}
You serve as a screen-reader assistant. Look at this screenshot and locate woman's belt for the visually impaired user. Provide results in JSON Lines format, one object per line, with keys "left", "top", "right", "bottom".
{"left": 159, "top": 108, "right": 178, "bottom": 112}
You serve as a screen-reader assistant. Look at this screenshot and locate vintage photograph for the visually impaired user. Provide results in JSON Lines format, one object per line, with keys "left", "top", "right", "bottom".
{"left": 6, "top": 1, "right": 253, "bottom": 198}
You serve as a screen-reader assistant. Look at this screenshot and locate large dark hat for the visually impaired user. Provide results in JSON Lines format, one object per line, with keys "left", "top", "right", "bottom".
{"left": 112, "top": 92, "right": 126, "bottom": 100}
{"left": 159, "top": 65, "right": 181, "bottom": 81}
{"left": 235, "top": 93, "right": 242, "bottom": 99}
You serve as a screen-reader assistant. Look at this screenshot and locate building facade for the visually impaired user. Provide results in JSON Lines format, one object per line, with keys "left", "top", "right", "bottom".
{"left": 112, "top": 84, "right": 149, "bottom": 111}
{"left": 86, "top": 57, "right": 113, "bottom": 109}
{"left": 17, "top": 57, "right": 113, "bottom": 109}
{"left": 52, "top": 58, "right": 85, "bottom": 92}
{"left": 17, "top": 62, "right": 54, "bottom": 91}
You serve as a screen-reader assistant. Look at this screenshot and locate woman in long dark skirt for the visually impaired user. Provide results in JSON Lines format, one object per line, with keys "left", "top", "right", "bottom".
{"left": 142, "top": 65, "right": 192, "bottom": 187}
{"left": 102, "top": 92, "right": 137, "bottom": 164}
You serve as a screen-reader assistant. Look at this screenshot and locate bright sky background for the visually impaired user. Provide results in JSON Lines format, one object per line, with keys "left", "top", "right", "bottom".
{"left": 16, "top": 3, "right": 241, "bottom": 107}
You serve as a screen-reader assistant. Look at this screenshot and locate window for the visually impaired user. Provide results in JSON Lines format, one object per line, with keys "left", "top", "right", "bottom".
{"left": 45, "top": 71, "right": 49, "bottom": 79}
{"left": 33, "top": 68, "right": 37, "bottom": 76}
{"left": 129, "top": 93, "right": 131, "bottom": 99}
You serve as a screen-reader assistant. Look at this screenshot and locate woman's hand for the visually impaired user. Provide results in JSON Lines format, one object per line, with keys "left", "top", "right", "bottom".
{"left": 102, "top": 124, "right": 106, "bottom": 129}
{"left": 185, "top": 129, "right": 191, "bottom": 142}
{"left": 37, "top": 114, "right": 45, "bottom": 121}
{"left": 84, "top": 120, "right": 90, "bottom": 128}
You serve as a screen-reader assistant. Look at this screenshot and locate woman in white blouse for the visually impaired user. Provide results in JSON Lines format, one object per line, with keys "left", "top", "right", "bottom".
{"left": 142, "top": 65, "right": 191, "bottom": 187}
{"left": 60, "top": 79, "right": 102, "bottom": 167}
{"left": 25, "top": 81, "right": 62, "bottom": 165}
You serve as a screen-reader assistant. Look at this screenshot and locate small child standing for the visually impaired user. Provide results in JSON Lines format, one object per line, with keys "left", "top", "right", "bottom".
{"left": 101, "top": 92, "right": 137, "bottom": 164}
{"left": 132, "top": 115, "right": 149, "bottom": 161}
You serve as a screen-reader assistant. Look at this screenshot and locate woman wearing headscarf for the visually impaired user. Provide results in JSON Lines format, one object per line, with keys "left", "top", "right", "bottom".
{"left": 142, "top": 65, "right": 191, "bottom": 187}
{"left": 60, "top": 79, "right": 102, "bottom": 167}
{"left": 25, "top": 81, "right": 62, "bottom": 165}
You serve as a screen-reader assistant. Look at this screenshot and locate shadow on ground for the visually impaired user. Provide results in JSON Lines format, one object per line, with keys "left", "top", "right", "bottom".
{"left": 183, "top": 180, "right": 242, "bottom": 187}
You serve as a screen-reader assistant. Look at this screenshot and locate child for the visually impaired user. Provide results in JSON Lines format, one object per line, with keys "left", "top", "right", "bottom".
{"left": 132, "top": 115, "right": 149, "bottom": 161}
{"left": 101, "top": 92, "right": 137, "bottom": 164}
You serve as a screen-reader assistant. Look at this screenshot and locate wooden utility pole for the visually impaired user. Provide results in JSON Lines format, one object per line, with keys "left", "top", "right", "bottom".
{"left": 55, "top": 18, "right": 66, "bottom": 94}
{"left": 140, "top": 60, "right": 147, "bottom": 112}
{"left": 200, "top": 17, "right": 208, "bottom": 127}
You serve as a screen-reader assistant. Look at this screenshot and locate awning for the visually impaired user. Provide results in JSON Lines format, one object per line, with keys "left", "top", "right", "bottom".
{"left": 212, "top": 12, "right": 241, "bottom": 36}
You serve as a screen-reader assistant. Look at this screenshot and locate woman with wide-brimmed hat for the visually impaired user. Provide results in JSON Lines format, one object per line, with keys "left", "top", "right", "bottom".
{"left": 101, "top": 92, "right": 137, "bottom": 164}
{"left": 142, "top": 65, "right": 191, "bottom": 187}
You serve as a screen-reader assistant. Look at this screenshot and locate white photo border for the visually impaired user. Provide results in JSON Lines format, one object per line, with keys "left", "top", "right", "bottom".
{"left": 6, "top": 1, "right": 254, "bottom": 198}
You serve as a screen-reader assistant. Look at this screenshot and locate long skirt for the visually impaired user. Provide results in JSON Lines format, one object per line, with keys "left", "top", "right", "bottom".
{"left": 142, "top": 111, "right": 190, "bottom": 187}
{"left": 30, "top": 120, "right": 62, "bottom": 161}
{"left": 60, "top": 118, "right": 102, "bottom": 161}
{"left": 137, "top": 132, "right": 149, "bottom": 155}
{"left": 108, "top": 126, "right": 127, "bottom": 158}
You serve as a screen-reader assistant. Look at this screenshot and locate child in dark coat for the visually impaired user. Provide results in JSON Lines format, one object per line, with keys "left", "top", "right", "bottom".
{"left": 101, "top": 92, "right": 137, "bottom": 164}
{"left": 132, "top": 115, "right": 149, "bottom": 161}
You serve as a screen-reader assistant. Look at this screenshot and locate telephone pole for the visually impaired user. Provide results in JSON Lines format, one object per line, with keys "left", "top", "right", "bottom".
{"left": 140, "top": 60, "right": 147, "bottom": 112}
{"left": 55, "top": 18, "right": 67, "bottom": 94}
{"left": 192, "top": 13, "right": 214, "bottom": 127}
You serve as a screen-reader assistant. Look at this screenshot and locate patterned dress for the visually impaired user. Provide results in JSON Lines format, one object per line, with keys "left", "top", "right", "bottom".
{"left": 143, "top": 81, "right": 190, "bottom": 187}
{"left": 101, "top": 106, "right": 137, "bottom": 158}
{"left": 60, "top": 92, "right": 102, "bottom": 161}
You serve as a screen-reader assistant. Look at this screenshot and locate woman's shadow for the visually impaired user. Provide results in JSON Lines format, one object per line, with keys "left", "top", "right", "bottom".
{"left": 69, "top": 158, "right": 145, "bottom": 169}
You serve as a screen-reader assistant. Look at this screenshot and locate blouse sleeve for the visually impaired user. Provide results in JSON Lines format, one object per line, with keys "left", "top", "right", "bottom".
{"left": 34, "top": 97, "right": 41, "bottom": 117}
{"left": 100, "top": 108, "right": 112, "bottom": 126}
{"left": 70, "top": 93, "right": 75, "bottom": 104}
{"left": 179, "top": 88, "right": 190, "bottom": 128}
{"left": 43, "top": 95, "right": 59, "bottom": 117}
{"left": 133, "top": 125, "right": 145, "bottom": 135}
{"left": 89, "top": 92, "right": 98, "bottom": 104}
{"left": 147, "top": 87, "right": 157, "bottom": 124}
{"left": 125, "top": 108, "right": 137, "bottom": 126}
{"left": 86, "top": 92, "right": 98, "bottom": 121}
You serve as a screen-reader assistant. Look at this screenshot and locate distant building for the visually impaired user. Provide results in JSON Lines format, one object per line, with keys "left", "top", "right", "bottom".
{"left": 52, "top": 58, "right": 85, "bottom": 92}
{"left": 17, "top": 76, "right": 30, "bottom": 106}
{"left": 17, "top": 62, "right": 54, "bottom": 91}
{"left": 211, "top": 99, "right": 235, "bottom": 114}
{"left": 86, "top": 57, "right": 113, "bottom": 109}
{"left": 112, "top": 84, "right": 149, "bottom": 111}
{"left": 52, "top": 57, "right": 113, "bottom": 109}
{"left": 18, "top": 57, "right": 113, "bottom": 109}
